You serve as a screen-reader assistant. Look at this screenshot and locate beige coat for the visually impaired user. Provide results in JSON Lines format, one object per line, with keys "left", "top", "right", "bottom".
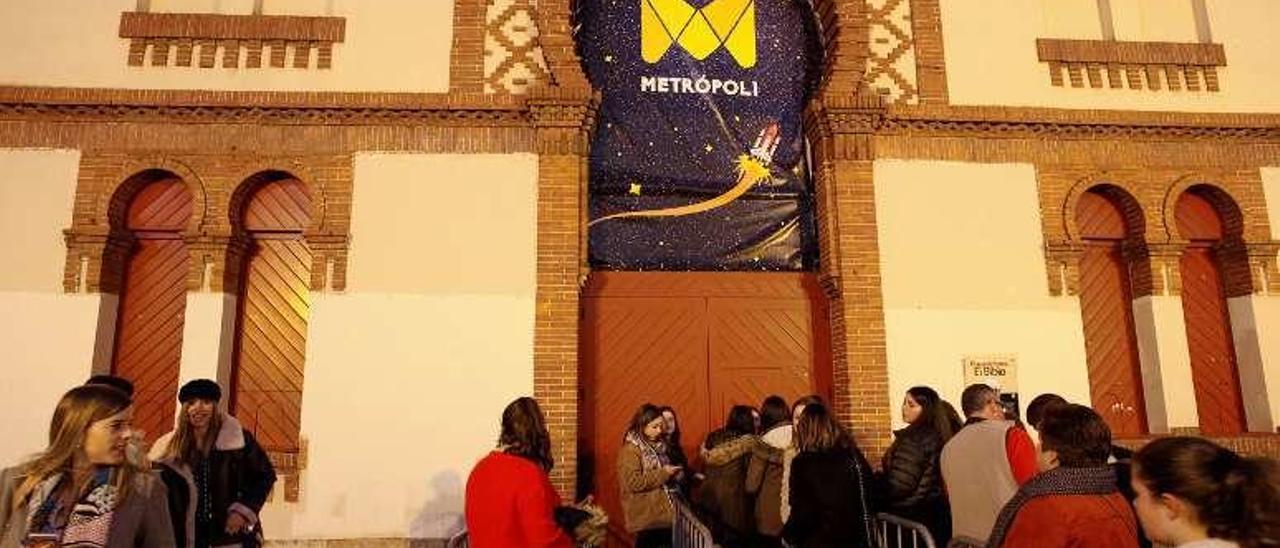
{"left": 617, "top": 442, "right": 674, "bottom": 533}
{"left": 0, "top": 465, "right": 175, "bottom": 548}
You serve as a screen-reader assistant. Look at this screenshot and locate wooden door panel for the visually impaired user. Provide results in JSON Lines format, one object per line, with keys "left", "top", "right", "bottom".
{"left": 1078, "top": 244, "right": 1147, "bottom": 436}
{"left": 708, "top": 298, "right": 814, "bottom": 422}
{"left": 581, "top": 272, "right": 831, "bottom": 547}
{"left": 112, "top": 238, "right": 189, "bottom": 442}
{"left": 233, "top": 239, "right": 311, "bottom": 452}
{"left": 582, "top": 296, "right": 709, "bottom": 546}
{"left": 1179, "top": 247, "right": 1246, "bottom": 435}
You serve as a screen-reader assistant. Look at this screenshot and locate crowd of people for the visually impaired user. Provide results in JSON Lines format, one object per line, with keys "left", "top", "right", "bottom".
{"left": 465, "top": 385, "right": 1280, "bottom": 548}
{"left": 0, "top": 377, "right": 275, "bottom": 548}
{"left": 6, "top": 374, "right": 1274, "bottom": 548}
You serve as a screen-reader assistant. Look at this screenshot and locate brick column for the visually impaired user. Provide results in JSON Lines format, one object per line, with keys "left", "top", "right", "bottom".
{"left": 529, "top": 87, "right": 594, "bottom": 498}
{"left": 807, "top": 93, "right": 894, "bottom": 463}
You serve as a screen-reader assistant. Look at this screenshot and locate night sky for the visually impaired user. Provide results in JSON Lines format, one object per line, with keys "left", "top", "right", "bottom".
{"left": 577, "top": 0, "right": 822, "bottom": 270}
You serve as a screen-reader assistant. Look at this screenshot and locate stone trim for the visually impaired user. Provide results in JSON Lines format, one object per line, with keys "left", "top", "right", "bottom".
{"left": 119, "top": 12, "right": 345, "bottom": 70}
{"left": 0, "top": 87, "right": 527, "bottom": 127}
{"left": 1036, "top": 39, "right": 1226, "bottom": 91}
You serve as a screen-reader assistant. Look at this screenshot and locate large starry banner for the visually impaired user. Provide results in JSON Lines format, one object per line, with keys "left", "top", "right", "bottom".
{"left": 578, "top": 0, "right": 821, "bottom": 270}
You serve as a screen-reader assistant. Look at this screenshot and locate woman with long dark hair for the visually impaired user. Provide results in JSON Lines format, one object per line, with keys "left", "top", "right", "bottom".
{"left": 781, "top": 403, "right": 876, "bottom": 548}
{"left": 658, "top": 406, "right": 693, "bottom": 497}
{"left": 149, "top": 379, "right": 276, "bottom": 548}
{"left": 619, "top": 403, "right": 681, "bottom": 548}
{"left": 877, "top": 386, "right": 956, "bottom": 545}
{"left": 746, "top": 396, "right": 793, "bottom": 547}
{"left": 1131, "top": 437, "right": 1280, "bottom": 548}
{"left": 698, "top": 405, "right": 759, "bottom": 547}
{"left": 465, "top": 397, "right": 573, "bottom": 547}
{"left": 0, "top": 384, "right": 174, "bottom": 547}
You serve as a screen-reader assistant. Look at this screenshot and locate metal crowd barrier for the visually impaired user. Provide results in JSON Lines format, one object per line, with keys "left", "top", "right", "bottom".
{"left": 446, "top": 529, "right": 469, "bottom": 548}
{"left": 875, "top": 512, "right": 939, "bottom": 548}
{"left": 672, "top": 496, "right": 716, "bottom": 548}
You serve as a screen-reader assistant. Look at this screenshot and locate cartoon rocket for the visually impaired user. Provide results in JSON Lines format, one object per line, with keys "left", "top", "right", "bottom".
{"left": 749, "top": 121, "right": 781, "bottom": 165}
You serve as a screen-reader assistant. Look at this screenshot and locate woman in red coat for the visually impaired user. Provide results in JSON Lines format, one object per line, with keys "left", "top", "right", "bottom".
{"left": 465, "top": 397, "right": 573, "bottom": 548}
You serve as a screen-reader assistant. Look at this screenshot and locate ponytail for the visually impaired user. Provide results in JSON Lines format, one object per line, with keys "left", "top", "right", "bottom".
{"left": 1208, "top": 456, "right": 1280, "bottom": 547}
{"left": 1134, "top": 437, "right": 1280, "bottom": 548}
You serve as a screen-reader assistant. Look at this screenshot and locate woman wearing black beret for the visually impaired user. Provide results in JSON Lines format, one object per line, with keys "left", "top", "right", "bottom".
{"left": 150, "top": 379, "right": 276, "bottom": 548}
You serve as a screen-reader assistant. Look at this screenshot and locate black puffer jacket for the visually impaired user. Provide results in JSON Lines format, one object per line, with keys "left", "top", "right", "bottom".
{"left": 878, "top": 423, "right": 944, "bottom": 511}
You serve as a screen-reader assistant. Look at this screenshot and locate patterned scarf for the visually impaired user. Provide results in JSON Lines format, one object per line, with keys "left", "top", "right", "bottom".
{"left": 624, "top": 430, "right": 670, "bottom": 472}
{"left": 986, "top": 466, "right": 1120, "bottom": 548}
{"left": 24, "top": 468, "right": 120, "bottom": 548}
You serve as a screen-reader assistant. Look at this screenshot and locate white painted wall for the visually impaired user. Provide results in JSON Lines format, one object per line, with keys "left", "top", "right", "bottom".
{"left": 0, "top": 149, "right": 103, "bottom": 466}
{"left": 1132, "top": 296, "right": 1198, "bottom": 431}
{"left": 0, "top": 0, "right": 452, "bottom": 92}
{"left": 257, "top": 153, "right": 540, "bottom": 540}
{"left": 941, "top": 0, "right": 1280, "bottom": 112}
{"left": 874, "top": 160, "right": 1093, "bottom": 428}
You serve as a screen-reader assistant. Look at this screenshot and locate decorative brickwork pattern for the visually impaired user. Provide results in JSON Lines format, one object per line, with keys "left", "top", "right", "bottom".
{"left": 119, "top": 12, "right": 345, "bottom": 70}
{"left": 1036, "top": 39, "right": 1226, "bottom": 92}
{"left": 866, "top": 0, "right": 919, "bottom": 104}
{"left": 484, "top": 0, "right": 551, "bottom": 94}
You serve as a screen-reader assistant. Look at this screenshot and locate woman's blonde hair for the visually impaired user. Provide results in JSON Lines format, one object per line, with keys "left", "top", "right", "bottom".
{"left": 13, "top": 385, "right": 138, "bottom": 510}
{"left": 793, "top": 403, "right": 853, "bottom": 454}
{"left": 162, "top": 399, "right": 223, "bottom": 465}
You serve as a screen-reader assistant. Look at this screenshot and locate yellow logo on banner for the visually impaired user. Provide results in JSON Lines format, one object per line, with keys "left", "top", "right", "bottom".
{"left": 641, "top": 0, "right": 757, "bottom": 68}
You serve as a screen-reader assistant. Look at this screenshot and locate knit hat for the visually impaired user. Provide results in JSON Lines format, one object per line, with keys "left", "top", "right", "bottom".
{"left": 178, "top": 379, "right": 222, "bottom": 403}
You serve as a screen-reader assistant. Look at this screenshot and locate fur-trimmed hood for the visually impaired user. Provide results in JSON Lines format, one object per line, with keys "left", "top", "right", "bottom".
{"left": 148, "top": 413, "right": 246, "bottom": 462}
{"left": 761, "top": 423, "right": 793, "bottom": 450}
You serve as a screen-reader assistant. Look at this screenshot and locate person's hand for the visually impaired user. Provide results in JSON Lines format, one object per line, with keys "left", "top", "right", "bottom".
{"left": 662, "top": 464, "right": 682, "bottom": 477}
{"left": 225, "top": 512, "right": 249, "bottom": 535}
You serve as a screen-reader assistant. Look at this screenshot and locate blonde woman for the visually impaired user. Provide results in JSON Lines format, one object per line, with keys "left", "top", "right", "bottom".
{"left": 0, "top": 384, "right": 175, "bottom": 547}
{"left": 150, "top": 380, "right": 275, "bottom": 548}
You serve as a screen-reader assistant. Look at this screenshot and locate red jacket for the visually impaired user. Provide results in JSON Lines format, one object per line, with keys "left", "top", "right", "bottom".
{"left": 999, "top": 492, "right": 1139, "bottom": 548}
{"left": 465, "top": 452, "right": 573, "bottom": 548}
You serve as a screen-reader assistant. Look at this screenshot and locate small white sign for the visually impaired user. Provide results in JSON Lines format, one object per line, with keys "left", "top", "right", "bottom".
{"left": 962, "top": 355, "right": 1018, "bottom": 394}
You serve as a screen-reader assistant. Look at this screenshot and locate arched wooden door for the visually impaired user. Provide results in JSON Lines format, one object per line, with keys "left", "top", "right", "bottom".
{"left": 231, "top": 177, "right": 312, "bottom": 452}
{"left": 1075, "top": 190, "right": 1147, "bottom": 436}
{"left": 111, "top": 177, "right": 192, "bottom": 442}
{"left": 1176, "top": 190, "right": 1246, "bottom": 435}
{"left": 580, "top": 272, "right": 831, "bottom": 546}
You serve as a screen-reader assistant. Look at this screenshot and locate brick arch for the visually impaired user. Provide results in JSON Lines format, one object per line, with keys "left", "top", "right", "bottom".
{"left": 227, "top": 167, "right": 326, "bottom": 235}
{"left": 101, "top": 160, "right": 207, "bottom": 236}
{"left": 1062, "top": 176, "right": 1148, "bottom": 243}
{"left": 539, "top": 0, "right": 864, "bottom": 93}
{"left": 1161, "top": 177, "right": 1246, "bottom": 243}
{"left": 1165, "top": 180, "right": 1255, "bottom": 298}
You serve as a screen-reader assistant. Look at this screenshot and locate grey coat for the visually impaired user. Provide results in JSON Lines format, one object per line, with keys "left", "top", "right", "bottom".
{"left": 0, "top": 465, "right": 175, "bottom": 548}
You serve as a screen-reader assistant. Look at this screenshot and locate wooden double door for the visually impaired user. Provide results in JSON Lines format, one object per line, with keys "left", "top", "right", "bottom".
{"left": 580, "top": 272, "right": 831, "bottom": 546}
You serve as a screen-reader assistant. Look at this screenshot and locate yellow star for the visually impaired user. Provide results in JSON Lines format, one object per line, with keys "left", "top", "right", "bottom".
{"left": 604, "top": 54, "right": 614, "bottom": 63}
{"left": 704, "top": 144, "right": 714, "bottom": 153}
{"left": 629, "top": 183, "right": 642, "bottom": 196}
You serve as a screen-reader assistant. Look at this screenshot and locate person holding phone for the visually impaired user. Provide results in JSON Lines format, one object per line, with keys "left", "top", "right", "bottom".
{"left": 618, "top": 404, "right": 681, "bottom": 548}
